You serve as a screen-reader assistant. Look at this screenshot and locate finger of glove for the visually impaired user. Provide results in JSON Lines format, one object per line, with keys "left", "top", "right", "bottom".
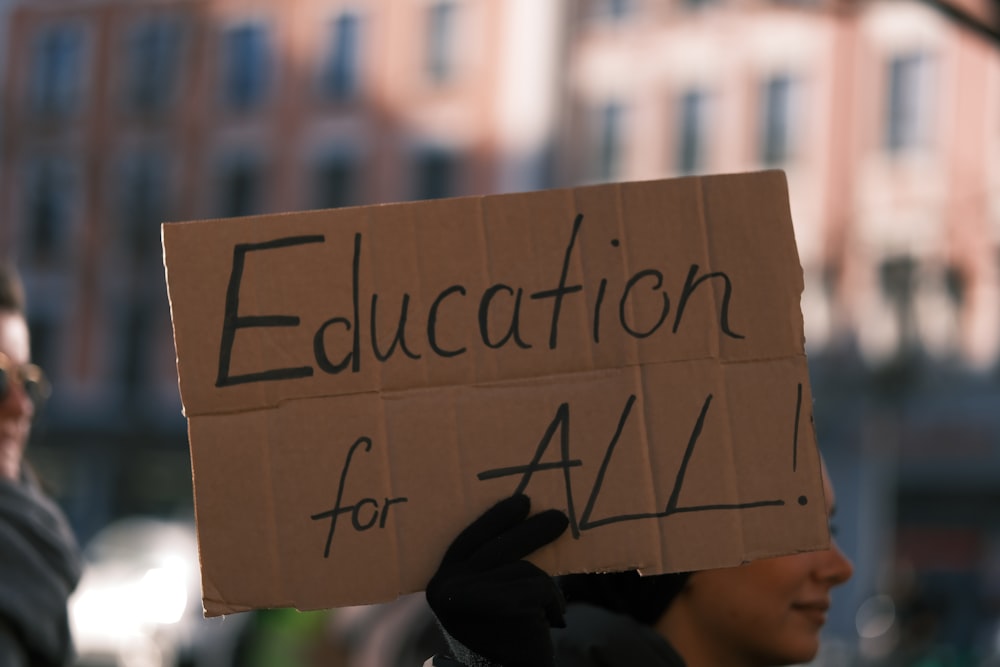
{"left": 438, "top": 494, "right": 532, "bottom": 569}
{"left": 466, "top": 508, "right": 569, "bottom": 571}
{"left": 434, "top": 560, "right": 565, "bottom": 625}
{"left": 437, "top": 576, "right": 561, "bottom": 667}
{"left": 488, "top": 560, "right": 566, "bottom": 628}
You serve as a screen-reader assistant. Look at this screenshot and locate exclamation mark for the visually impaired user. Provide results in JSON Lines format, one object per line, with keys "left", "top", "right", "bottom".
{"left": 793, "top": 383, "right": 808, "bottom": 506}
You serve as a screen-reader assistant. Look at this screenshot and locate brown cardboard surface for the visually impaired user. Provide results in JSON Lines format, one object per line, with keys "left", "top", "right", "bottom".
{"left": 162, "top": 171, "right": 830, "bottom": 617}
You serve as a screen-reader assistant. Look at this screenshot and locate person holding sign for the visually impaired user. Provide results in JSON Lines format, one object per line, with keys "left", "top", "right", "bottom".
{"left": 424, "top": 466, "right": 852, "bottom": 667}
{"left": 0, "top": 264, "right": 82, "bottom": 667}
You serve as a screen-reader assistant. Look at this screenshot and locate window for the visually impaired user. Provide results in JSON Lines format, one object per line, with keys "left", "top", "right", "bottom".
{"left": 219, "top": 156, "right": 262, "bottom": 217}
{"left": 222, "top": 22, "right": 270, "bottom": 110}
{"left": 124, "top": 18, "right": 183, "bottom": 114}
{"left": 320, "top": 13, "right": 361, "bottom": 101}
{"left": 588, "top": 0, "right": 633, "bottom": 20}
{"left": 118, "top": 151, "right": 167, "bottom": 261}
{"left": 608, "top": 0, "right": 632, "bottom": 18}
{"left": 24, "top": 157, "right": 74, "bottom": 264}
{"left": 677, "top": 89, "right": 707, "bottom": 174}
{"left": 314, "top": 153, "right": 357, "bottom": 209}
{"left": 595, "top": 102, "right": 625, "bottom": 182}
{"left": 426, "top": 1, "right": 457, "bottom": 84}
{"left": 760, "top": 74, "right": 797, "bottom": 165}
{"left": 944, "top": 264, "right": 964, "bottom": 307}
{"left": 880, "top": 255, "right": 916, "bottom": 301}
{"left": 29, "top": 24, "right": 85, "bottom": 118}
{"left": 879, "top": 254, "right": 918, "bottom": 352}
{"left": 414, "top": 149, "right": 457, "bottom": 200}
{"left": 886, "top": 51, "right": 933, "bottom": 153}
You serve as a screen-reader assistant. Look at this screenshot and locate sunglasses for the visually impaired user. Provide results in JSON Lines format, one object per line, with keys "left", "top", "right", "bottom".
{"left": 0, "top": 352, "right": 51, "bottom": 406}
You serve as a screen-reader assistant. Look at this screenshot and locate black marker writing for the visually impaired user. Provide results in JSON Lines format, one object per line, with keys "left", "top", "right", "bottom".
{"left": 310, "top": 436, "right": 408, "bottom": 558}
{"left": 478, "top": 392, "right": 785, "bottom": 537}
{"left": 530, "top": 214, "right": 585, "bottom": 349}
{"left": 217, "top": 217, "right": 745, "bottom": 386}
{"left": 477, "top": 402, "right": 583, "bottom": 537}
{"left": 480, "top": 285, "right": 532, "bottom": 350}
{"left": 314, "top": 233, "right": 362, "bottom": 375}
{"left": 217, "top": 235, "right": 325, "bottom": 387}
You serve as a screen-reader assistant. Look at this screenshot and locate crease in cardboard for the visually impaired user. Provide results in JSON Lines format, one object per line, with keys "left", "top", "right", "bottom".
{"left": 567, "top": 188, "right": 593, "bottom": 374}
{"left": 584, "top": 186, "right": 604, "bottom": 373}
{"left": 264, "top": 399, "right": 290, "bottom": 610}
{"left": 180, "top": 352, "right": 810, "bottom": 419}
{"left": 403, "top": 206, "right": 433, "bottom": 392}
{"left": 694, "top": 174, "right": 722, "bottom": 364}
{"left": 695, "top": 177, "right": 750, "bottom": 567}
{"left": 446, "top": 396, "right": 472, "bottom": 579}
{"left": 614, "top": 182, "right": 642, "bottom": 372}
{"left": 719, "top": 367, "right": 746, "bottom": 571}
{"left": 454, "top": 389, "right": 478, "bottom": 526}
{"left": 375, "top": 397, "right": 405, "bottom": 606}
{"left": 611, "top": 185, "right": 636, "bottom": 372}
{"left": 478, "top": 195, "right": 502, "bottom": 383}
{"left": 636, "top": 363, "right": 665, "bottom": 574}
{"left": 365, "top": 207, "right": 392, "bottom": 409}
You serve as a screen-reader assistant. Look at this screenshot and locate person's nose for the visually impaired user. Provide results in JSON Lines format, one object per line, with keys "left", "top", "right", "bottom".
{"left": 814, "top": 541, "right": 853, "bottom": 587}
{"left": 2, "top": 380, "right": 34, "bottom": 418}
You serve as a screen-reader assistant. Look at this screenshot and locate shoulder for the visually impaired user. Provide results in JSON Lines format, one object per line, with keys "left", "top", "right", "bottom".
{"left": 552, "top": 604, "right": 686, "bottom": 667}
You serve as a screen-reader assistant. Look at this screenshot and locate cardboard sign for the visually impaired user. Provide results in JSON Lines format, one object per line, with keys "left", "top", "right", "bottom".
{"left": 162, "top": 171, "right": 830, "bottom": 617}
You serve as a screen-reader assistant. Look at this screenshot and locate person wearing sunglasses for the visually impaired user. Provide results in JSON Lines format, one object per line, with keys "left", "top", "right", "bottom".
{"left": 0, "top": 263, "right": 81, "bottom": 667}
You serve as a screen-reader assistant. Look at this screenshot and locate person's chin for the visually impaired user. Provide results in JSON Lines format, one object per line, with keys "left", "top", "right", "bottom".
{"left": 0, "top": 438, "right": 23, "bottom": 480}
{"left": 762, "top": 616, "right": 823, "bottom": 666}
{"left": 775, "top": 631, "right": 821, "bottom": 665}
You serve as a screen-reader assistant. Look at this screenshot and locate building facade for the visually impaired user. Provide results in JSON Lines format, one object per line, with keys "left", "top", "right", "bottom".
{"left": 0, "top": 0, "right": 567, "bottom": 539}
{"left": 560, "top": 0, "right": 1000, "bottom": 654}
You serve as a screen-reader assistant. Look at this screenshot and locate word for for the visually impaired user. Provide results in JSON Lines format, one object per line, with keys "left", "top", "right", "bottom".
{"left": 310, "top": 436, "right": 408, "bottom": 559}
{"left": 215, "top": 215, "right": 744, "bottom": 387}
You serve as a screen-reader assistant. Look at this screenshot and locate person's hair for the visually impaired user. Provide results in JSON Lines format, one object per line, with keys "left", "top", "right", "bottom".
{"left": 0, "top": 263, "right": 26, "bottom": 314}
{"left": 558, "top": 570, "right": 691, "bottom": 626}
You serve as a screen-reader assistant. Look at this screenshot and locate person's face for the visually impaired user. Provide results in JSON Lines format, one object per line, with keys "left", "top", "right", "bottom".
{"left": 657, "top": 470, "right": 853, "bottom": 667}
{"left": 0, "top": 312, "right": 35, "bottom": 482}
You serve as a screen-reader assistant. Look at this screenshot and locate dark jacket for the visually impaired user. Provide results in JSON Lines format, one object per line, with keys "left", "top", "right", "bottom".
{"left": 426, "top": 603, "right": 686, "bottom": 667}
{"left": 552, "top": 604, "right": 685, "bottom": 667}
{"left": 0, "top": 470, "right": 82, "bottom": 666}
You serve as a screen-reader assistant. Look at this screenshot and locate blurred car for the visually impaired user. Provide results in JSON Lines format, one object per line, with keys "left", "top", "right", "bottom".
{"left": 69, "top": 516, "right": 248, "bottom": 667}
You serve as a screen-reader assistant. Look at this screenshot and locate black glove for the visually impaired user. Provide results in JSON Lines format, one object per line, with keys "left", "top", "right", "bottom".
{"left": 426, "top": 494, "right": 570, "bottom": 667}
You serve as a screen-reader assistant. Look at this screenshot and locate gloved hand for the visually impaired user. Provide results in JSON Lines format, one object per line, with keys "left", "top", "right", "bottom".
{"left": 426, "top": 494, "right": 570, "bottom": 667}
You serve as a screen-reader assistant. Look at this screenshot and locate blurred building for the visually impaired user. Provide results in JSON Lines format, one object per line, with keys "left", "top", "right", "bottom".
{"left": 1, "top": 0, "right": 1000, "bottom": 661}
{"left": 0, "top": 0, "right": 567, "bottom": 543}
{"left": 559, "top": 0, "right": 1000, "bottom": 656}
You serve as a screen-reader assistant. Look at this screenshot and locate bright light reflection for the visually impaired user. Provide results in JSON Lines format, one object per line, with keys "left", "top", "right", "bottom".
{"left": 855, "top": 594, "right": 896, "bottom": 639}
{"left": 138, "top": 565, "right": 188, "bottom": 625}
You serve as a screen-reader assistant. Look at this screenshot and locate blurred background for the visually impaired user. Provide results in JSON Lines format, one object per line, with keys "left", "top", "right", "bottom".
{"left": 0, "top": 0, "right": 998, "bottom": 664}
